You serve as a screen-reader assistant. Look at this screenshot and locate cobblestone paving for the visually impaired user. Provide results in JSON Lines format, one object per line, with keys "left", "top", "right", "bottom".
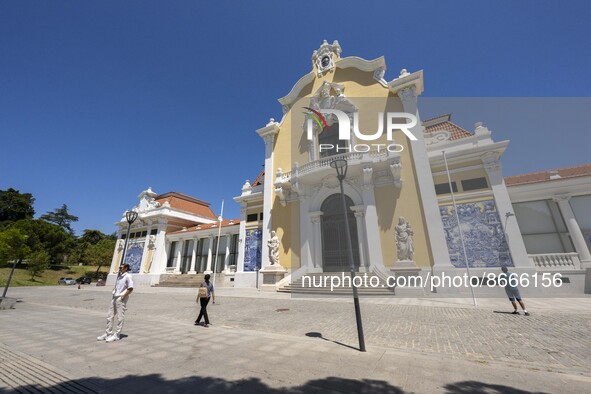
{"left": 9, "top": 287, "right": 591, "bottom": 374}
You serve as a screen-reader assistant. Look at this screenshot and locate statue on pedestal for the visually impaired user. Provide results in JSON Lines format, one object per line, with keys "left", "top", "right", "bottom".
{"left": 267, "top": 231, "right": 280, "bottom": 266}
{"left": 395, "top": 217, "right": 414, "bottom": 261}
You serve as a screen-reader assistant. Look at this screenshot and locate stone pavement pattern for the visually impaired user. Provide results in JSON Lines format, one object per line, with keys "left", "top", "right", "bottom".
{"left": 1, "top": 286, "right": 591, "bottom": 393}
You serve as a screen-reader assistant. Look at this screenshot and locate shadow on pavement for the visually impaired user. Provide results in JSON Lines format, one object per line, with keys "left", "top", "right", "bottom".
{"left": 3, "top": 375, "right": 404, "bottom": 394}
{"left": 444, "top": 380, "right": 548, "bottom": 393}
{"left": 2, "top": 374, "right": 550, "bottom": 393}
{"left": 305, "top": 331, "right": 360, "bottom": 351}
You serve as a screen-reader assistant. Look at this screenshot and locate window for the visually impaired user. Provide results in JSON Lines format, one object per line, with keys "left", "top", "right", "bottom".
{"left": 167, "top": 241, "right": 178, "bottom": 268}
{"left": 180, "top": 240, "right": 194, "bottom": 273}
{"left": 247, "top": 213, "right": 259, "bottom": 222}
{"left": 513, "top": 200, "right": 574, "bottom": 254}
{"left": 150, "top": 229, "right": 158, "bottom": 235}
{"left": 461, "top": 177, "right": 488, "bottom": 191}
{"left": 259, "top": 212, "right": 263, "bottom": 221}
{"left": 228, "top": 234, "right": 239, "bottom": 268}
{"left": 211, "top": 236, "right": 227, "bottom": 273}
{"left": 435, "top": 182, "right": 458, "bottom": 195}
{"left": 195, "top": 238, "right": 209, "bottom": 272}
{"left": 318, "top": 124, "right": 342, "bottom": 158}
{"left": 141, "top": 231, "right": 147, "bottom": 237}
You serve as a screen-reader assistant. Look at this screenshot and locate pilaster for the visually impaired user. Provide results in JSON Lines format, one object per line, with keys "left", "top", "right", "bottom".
{"left": 257, "top": 119, "right": 280, "bottom": 268}
{"left": 309, "top": 211, "right": 324, "bottom": 271}
{"left": 360, "top": 186, "right": 384, "bottom": 269}
{"left": 150, "top": 219, "right": 168, "bottom": 274}
{"left": 482, "top": 153, "right": 531, "bottom": 268}
{"left": 395, "top": 85, "right": 452, "bottom": 268}
{"left": 351, "top": 205, "right": 369, "bottom": 271}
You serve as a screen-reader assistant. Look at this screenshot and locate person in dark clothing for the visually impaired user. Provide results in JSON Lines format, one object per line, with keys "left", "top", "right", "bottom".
{"left": 195, "top": 274, "right": 215, "bottom": 327}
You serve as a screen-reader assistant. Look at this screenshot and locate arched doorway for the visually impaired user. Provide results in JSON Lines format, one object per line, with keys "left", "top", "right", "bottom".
{"left": 321, "top": 194, "right": 360, "bottom": 272}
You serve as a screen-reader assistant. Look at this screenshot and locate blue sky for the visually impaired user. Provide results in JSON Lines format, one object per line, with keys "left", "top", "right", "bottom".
{"left": 1, "top": 1, "right": 590, "bottom": 236}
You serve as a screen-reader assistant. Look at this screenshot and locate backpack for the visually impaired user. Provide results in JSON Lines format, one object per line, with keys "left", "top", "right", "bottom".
{"left": 198, "top": 284, "right": 209, "bottom": 299}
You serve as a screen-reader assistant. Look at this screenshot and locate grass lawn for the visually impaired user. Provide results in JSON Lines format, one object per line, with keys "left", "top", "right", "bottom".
{"left": 0, "top": 264, "right": 110, "bottom": 287}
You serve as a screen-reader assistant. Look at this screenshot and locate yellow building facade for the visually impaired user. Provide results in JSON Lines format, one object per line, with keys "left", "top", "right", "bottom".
{"left": 233, "top": 40, "right": 532, "bottom": 289}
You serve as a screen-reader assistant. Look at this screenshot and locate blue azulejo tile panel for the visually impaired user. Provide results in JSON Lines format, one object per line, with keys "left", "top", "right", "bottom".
{"left": 124, "top": 241, "right": 145, "bottom": 273}
{"left": 244, "top": 228, "right": 262, "bottom": 272}
{"left": 439, "top": 200, "right": 513, "bottom": 268}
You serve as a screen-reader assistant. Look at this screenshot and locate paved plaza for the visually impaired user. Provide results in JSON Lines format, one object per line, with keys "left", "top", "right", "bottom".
{"left": 1, "top": 286, "right": 591, "bottom": 393}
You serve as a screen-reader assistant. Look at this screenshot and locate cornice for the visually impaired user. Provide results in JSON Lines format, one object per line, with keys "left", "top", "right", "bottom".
{"left": 277, "top": 56, "right": 388, "bottom": 113}
{"left": 388, "top": 69, "right": 424, "bottom": 97}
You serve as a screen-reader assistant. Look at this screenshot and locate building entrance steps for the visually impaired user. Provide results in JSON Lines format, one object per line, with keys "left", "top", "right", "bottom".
{"left": 277, "top": 272, "right": 401, "bottom": 296}
{"left": 153, "top": 273, "right": 207, "bottom": 288}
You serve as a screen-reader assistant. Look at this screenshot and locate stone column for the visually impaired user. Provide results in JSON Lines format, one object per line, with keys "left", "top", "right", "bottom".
{"left": 223, "top": 233, "right": 232, "bottom": 272}
{"left": 188, "top": 237, "right": 198, "bottom": 274}
{"left": 205, "top": 235, "right": 214, "bottom": 274}
{"left": 174, "top": 241, "right": 183, "bottom": 273}
{"left": 482, "top": 153, "right": 531, "bottom": 268}
{"left": 553, "top": 194, "right": 591, "bottom": 265}
{"left": 351, "top": 206, "right": 368, "bottom": 272}
{"left": 309, "top": 211, "right": 324, "bottom": 271}
{"left": 397, "top": 85, "right": 452, "bottom": 269}
{"left": 256, "top": 120, "right": 280, "bottom": 269}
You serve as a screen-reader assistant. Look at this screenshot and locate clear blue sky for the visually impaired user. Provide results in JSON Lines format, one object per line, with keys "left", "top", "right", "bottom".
{"left": 1, "top": 1, "right": 590, "bottom": 236}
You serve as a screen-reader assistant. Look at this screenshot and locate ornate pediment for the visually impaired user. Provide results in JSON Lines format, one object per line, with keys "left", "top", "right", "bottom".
{"left": 312, "top": 40, "right": 341, "bottom": 77}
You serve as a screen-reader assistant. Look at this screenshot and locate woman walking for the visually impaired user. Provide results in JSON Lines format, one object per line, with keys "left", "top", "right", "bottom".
{"left": 195, "top": 274, "right": 215, "bottom": 327}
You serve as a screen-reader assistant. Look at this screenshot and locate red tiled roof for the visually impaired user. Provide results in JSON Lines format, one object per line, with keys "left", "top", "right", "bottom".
{"left": 505, "top": 164, "right": 591, "bottom": 186}
{"left": 423, "top": 114, "right": 473, "bottom": 140}
{"left": 252, "top": 169, "right": 265, "bottom": 187}
{"left": 169, "top": 219, "right": 240, "bottom": 234}
{"left": 155, "top": 192, "right": 216, "bottom": 219}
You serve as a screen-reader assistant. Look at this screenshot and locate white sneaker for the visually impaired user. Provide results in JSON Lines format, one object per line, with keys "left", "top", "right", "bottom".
{"left": 97, "top": 334, "right": 109, "bottom": 341}
{"left": 105, "top": 334, "right": 120, "bottom": 342}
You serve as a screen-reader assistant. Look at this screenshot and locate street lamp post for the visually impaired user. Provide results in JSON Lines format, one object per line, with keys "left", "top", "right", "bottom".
{"left": 2, "top": 259, "right": 19, "bottom": 299}
{"left": 120, "top": 210, "right": 139, "bottom": 268}
{"left": 330, "top": 158, "right": 366, "bottom": 352}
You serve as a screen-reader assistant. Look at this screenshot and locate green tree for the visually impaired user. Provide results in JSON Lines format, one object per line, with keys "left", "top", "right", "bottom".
{"left": 80, "top": 229, "right": 105, "bottom": 245}
{"left": 0, "top": 188, "right": 35, "bottom": 225}
{"left": 27, "top": 250, "right": 50, "bottom": 280}
{"left": 84, "top": 238, "right": 116, "bottom": 277}
{"left": 10, "top": 219, "right": 73, "bottom": 264}
{"left": 0, "top": 228, "right": 31, "bottom": 264}
{"left": 40, "top": 204, "right": 79, "bottom": 236}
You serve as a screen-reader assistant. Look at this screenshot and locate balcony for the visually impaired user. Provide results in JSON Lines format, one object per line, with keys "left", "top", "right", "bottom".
{"left": 274, "top": 149, "right": 402, "bottom": 206}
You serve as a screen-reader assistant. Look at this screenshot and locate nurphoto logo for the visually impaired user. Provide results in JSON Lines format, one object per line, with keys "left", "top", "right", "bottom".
{"left": 303, "top": 108, "right": 419, "bottom": 154}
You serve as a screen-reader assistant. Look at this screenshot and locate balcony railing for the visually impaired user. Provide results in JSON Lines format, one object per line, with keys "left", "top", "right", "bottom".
{"left": 529, "top": 253, "right": 581, "bottom": 270}
{"left": 277, "top": 149, "right": 392, "bottom": 183}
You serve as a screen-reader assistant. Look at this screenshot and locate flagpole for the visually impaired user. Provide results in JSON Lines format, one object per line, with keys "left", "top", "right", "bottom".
{"left": 442, "top": 151, "right": 477, "bottom": 307}
{"left": 212, "top": 200, "right": 224, "bottom": 288}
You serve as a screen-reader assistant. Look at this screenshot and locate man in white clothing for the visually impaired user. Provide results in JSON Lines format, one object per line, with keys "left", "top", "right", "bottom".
{"left": 97, "top": 263, "right": 134, "bottom": 342}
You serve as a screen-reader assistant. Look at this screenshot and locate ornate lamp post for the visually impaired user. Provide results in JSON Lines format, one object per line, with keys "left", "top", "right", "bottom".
{"left": 330, "top": 158, "right": 366, "bottom": 352}
{"left": 120, "top": 210, "right": 139, "bottom": 268}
